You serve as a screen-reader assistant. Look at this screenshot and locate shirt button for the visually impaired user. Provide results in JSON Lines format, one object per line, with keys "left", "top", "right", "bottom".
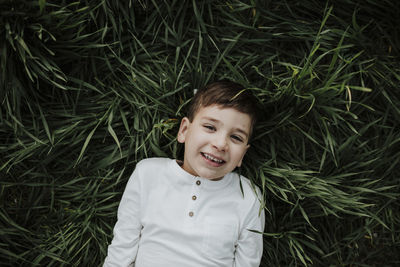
{"left": 189, "top": 211, "right": 194, "bottom": 217}
{"left": 196, "top": 180, "right": 201, "bottom": 185}
{"left": 192, "top": 195, "right": 197, "bottom": 200}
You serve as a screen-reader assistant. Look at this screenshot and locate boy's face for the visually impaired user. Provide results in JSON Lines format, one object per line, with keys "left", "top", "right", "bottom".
{"left": 177, "top": 104, "right": 251, "bottom": 180}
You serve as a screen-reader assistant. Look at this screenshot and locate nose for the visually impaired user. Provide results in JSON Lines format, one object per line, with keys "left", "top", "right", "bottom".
{"left": 212, "top": 133, "right": 228, "bottom": 152}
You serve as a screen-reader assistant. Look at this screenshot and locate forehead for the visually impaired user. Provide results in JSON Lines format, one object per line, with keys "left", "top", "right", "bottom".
{"left": 194, "top": 105, "right": 252, "bottom": 133}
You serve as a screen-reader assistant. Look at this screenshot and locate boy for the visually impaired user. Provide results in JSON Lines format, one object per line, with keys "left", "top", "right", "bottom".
{"left": 103, "top": 80, "right": 265, "bottom": 267}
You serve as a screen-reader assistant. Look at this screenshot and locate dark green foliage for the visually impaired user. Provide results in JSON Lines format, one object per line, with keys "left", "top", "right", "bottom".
{"left": 1, "top": 0, "right": 399, "bottom": 266}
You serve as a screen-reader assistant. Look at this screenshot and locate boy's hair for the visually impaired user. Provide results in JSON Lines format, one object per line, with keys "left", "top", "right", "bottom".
{"left": 187, "top": 80, "right": 259, "bottom": 136}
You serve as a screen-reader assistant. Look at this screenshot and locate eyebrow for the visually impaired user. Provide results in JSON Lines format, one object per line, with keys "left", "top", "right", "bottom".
{"left": 202, "top": 117, "right": 249, "bottom": 138}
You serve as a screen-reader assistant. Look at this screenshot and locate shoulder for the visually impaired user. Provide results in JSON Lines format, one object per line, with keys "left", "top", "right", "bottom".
{"left": 132, "top": 157, "right": 172, "bottom": 181}
{"left": 231, "top": 174, "right": 263, "bottom": 207}
{"left": 242, "top": 176, "right": 262, "bottom": 198}
{"left": 136, "top": 157, "right": 171, "bottom": 169}
{"left": 234, "top": 175, "right": 265, "bottom": 229}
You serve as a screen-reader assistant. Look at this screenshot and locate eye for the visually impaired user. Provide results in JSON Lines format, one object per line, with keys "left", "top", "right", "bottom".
{"left": 203, "top": 124, "right": 216, "bottom": 131}
{"left": 231, "top": 135, "right": 244, "bottom": 142}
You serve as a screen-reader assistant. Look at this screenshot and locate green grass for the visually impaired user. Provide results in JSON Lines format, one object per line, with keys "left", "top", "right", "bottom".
{"left": 1, "top": 0, "right": 399, "bottom": 266}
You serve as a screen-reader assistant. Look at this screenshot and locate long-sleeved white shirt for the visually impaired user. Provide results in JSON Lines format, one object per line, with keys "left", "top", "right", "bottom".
{"left": 103, "top": 157, "right": 265, "bottom": 267}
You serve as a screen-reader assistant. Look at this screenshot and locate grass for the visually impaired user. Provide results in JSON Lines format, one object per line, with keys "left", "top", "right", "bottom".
{"left": 1, "top": 0, "right": 400, "bottom": 266}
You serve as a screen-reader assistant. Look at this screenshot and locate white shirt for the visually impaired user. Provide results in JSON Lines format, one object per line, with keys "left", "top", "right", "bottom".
{"left": 103, "top": 158, "right": 265, "bottom": 267}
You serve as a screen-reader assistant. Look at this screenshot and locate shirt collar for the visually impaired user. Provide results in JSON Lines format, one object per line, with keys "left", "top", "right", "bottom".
{"left": 169, "top": 159, "right": 234, "bottom": 190}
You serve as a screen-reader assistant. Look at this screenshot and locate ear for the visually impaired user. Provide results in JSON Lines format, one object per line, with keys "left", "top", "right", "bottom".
{"left": 237, "top": 144, "right": 250, "bottom": 167}
{"left": 177, "top": 117, "right": 191, "bottom": 143}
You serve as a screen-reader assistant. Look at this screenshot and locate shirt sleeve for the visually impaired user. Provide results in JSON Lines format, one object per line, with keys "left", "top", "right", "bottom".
{"left": 233, "top": 190, "right": 265, "bottom": 267}
{"left": 103, "top": 164, "right": 143, "bottom": 267}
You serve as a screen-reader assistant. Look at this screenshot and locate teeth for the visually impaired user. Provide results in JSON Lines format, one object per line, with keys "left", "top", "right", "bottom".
{"left": 203, "top": 153, "right": 223, "bottom": 163}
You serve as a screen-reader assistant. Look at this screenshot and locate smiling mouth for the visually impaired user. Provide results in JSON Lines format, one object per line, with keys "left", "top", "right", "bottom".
{"left": 201, "top": 152, "right": 226, "bottom": 165}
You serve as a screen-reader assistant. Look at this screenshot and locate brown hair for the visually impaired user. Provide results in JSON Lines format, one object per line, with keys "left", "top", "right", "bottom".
{"left": 186, "top": 80, "right": 259, "bottom": 135}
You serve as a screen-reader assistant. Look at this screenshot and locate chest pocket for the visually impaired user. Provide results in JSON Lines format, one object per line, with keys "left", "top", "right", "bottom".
{"left": 202, "top": 218, "right": 238, "bottom": 259}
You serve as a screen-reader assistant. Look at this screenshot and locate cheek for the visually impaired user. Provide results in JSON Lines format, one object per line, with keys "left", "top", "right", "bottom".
{"left": 186, "top": 131, "right": 204, "bottom": 149}
{"left": 191, "top": 130, "right": 207, "bottom": 143}
{"left": 233, "top": 147, "right": 247, "bottom": 160}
